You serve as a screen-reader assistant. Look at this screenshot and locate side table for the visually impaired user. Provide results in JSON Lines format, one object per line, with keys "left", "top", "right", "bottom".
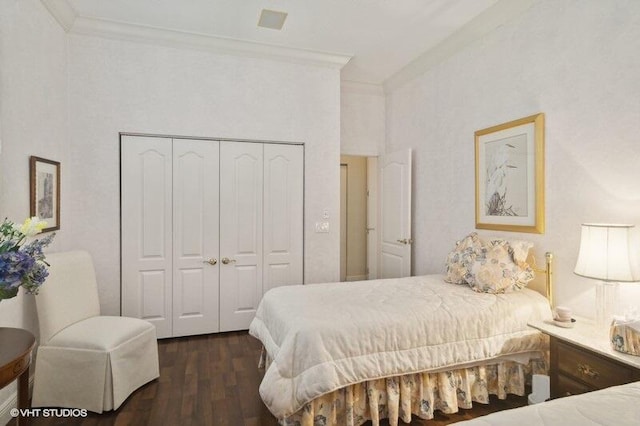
{"left": 528, "top": 317, "right": 640, "bottom": 399}
{"left": 0, "top": 327, "right": 36, "bottom": 425}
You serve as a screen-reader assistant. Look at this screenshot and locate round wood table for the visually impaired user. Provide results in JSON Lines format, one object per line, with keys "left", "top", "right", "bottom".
{"left": 0, "top": 327, "right": 36, "bottom": 425}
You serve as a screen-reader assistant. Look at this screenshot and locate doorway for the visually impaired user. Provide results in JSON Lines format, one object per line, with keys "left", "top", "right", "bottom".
{"left": 340, "top": 155, "right": 377, "bottom": 281}
{"left": 340, "top": 149, "right": 412, "bottom": 282}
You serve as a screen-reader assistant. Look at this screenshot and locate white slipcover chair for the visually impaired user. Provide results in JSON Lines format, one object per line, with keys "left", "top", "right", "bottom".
{"left": 32, "top": 250, "right": 159, "bottom": 413}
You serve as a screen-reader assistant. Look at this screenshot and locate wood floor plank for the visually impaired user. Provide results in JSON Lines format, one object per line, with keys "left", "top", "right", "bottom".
{"left": 13, "top": 331, "right": 528, "bottom": 426}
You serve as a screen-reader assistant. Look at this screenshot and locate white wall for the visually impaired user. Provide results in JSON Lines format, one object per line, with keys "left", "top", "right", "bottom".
{"left": 0, "top": 0, "right": 70, "bottom": 418}
{"left": 0, "top": 0, "right": 70, "bottom": 333}
{"left": 66, "top": 34, "right": 341, "bottom": 314}
{"left": 386, "top": 0, "right": 640, "bottom": 318}
{"left": 341, "top": 81, "right": 385, "bottom": 156}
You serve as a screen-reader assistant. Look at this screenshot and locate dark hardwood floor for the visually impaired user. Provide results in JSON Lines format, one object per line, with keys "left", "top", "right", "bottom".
{"left": 12, "top": 332, "right": 528, "bottom": 425}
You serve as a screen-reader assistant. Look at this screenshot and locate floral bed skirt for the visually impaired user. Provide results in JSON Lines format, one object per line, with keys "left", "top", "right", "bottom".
{"left": 259, "top": 350, "right": 548, "bottom": 426}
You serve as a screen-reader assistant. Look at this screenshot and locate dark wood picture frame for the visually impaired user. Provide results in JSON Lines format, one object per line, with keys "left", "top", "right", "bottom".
{"left": 29, "top": 156, "right": 60, "bottom": 232}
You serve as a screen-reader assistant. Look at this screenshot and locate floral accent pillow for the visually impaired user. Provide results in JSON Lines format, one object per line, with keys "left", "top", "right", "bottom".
{"left": 465, "top": 239, "right": 535, "bottom": 293}
{"left": 503, "top": 239, "right": 534, "bottom": 265}
{"left": 444, "top": 232, "right": 484, "bottom": 284}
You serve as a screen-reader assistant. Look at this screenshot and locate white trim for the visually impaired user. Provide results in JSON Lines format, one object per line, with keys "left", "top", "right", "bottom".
{"left": 41, "top": 1, "right": 351, "bottom": 69}
{"left": 41, "top": 0, "right": 77, "bottom": 32}
{"left": 383, "top": 0, "right": 535, "bottom": 92}
{"left": 0, "top": 376, "right": 34, "bottom": 425}
{"left": 346, "top": 275, "right": 368, "bottom": 282}
{"left": 341, "top": 80, "right": 384, "bottom": 96}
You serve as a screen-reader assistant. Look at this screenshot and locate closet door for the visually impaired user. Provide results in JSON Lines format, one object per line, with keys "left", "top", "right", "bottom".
{"left": 263, "top": 144, "right": 303, "bottom": 292}
{"left": 121, "top": 136, "right": 173, "bottom": 338}
{"left": 219, "top": 142, "right": 263, "bottom": 332}
{"left": 172, "top": 139, "right": 220, "bottom": 337}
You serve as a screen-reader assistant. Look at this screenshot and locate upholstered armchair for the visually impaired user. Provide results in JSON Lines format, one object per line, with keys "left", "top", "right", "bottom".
{"left": 32, "top": 250, "right": 159, "bottom": 413}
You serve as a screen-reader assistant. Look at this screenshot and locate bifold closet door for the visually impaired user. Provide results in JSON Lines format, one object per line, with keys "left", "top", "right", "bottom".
{"left": 123, "top": 137, "right": 304, "bottom": 336}
{"left": 219, "top": 142, "right": 263, "bottom": 332}
{"left": 122, "top": 136, "right": 220, "bottom": 338}
{"left": 263, "top": 143, "right": 304, "bottom": 292}
{"left": 172, "top": 139, "right": 220, "bottom": 337}
{"left": 121, "top": 136, "right": 173, "bottom": 338}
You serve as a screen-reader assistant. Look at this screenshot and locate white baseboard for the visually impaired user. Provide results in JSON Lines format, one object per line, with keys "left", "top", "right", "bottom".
{"left": 0, "top": 377, "right": 34, "bottom": 425}
{"left": 346, "top": 274, "right": 367, "bottom": 282}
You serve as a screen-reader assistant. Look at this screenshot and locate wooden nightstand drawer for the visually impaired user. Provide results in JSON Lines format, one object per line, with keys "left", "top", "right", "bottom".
{"left": 556, "top": 373, "right": 592, "bottom": 397}
{"left": 555, "top": 339, "right": 636, "bottom": 389}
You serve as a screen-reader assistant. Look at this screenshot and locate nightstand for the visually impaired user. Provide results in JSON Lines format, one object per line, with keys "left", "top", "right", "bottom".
{"left": 528, "top": 317, "right": 640, "bottom": 399}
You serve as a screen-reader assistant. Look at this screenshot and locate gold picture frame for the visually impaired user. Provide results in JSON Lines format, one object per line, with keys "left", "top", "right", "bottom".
{"left": 29, "top": 156, "right": 60, "bottom": 232}
{"left": 475, "top": 113, "right": 544, "bottom": 234}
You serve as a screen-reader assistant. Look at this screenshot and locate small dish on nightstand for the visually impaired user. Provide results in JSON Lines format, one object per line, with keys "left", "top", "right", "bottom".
{"left": 553, "top": 318, "right": 576, "bottom": 328}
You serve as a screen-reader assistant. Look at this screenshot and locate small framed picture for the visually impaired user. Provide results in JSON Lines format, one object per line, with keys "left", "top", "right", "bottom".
{"left": 475, "top": 113, "right": 545, "bottom": 234}
{"left": 30, "top": 156, "right": 60, "bottom": 232}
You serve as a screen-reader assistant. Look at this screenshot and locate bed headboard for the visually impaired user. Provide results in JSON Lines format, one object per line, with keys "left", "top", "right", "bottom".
{"left": 527, "top": 252, "right": 554, "bottom": 308}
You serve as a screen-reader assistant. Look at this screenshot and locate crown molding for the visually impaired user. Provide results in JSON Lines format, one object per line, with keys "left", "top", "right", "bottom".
{"left": 40, "top": 1, "right": 351, "bottom": 68}
{"left": 383, "top": 0, "right": 535, "bottom": 93}
{"left": 41, "top": 0, "right": 77, "bottom": 31}
{"left": 341, "top": 80, "right": 384, "bottom": 96}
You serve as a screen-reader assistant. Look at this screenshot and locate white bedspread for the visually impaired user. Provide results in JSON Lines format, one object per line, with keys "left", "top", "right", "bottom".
{"left": 249, "top": 275, "right": 552, "bottom": 418}
{"left": 458, "top": 381, "right": 640, "bottom": 425}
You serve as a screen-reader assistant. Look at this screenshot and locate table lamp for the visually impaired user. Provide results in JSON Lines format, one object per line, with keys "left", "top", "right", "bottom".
{"left": 574, "top": 224, "right": 640, "bottom": 331}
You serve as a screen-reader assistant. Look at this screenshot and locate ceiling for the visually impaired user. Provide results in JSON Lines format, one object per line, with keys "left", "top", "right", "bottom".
{"left": 53, "top": 0, "right": 500, "bottom": 85}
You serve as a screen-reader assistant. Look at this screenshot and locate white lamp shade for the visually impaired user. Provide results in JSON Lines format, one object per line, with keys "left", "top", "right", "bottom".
{"left": 574, "top": 223, "right": 640, "bottom": 282}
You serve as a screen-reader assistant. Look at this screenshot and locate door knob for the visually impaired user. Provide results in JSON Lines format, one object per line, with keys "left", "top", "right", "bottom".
{"left": 396, "top": 238, "right": 414, "bottom": 245}
{"left": 221, "top": 257, "right": 236, "bottom": 265}
{"left": 203, "top": 258, "right": 217, "bottom": 266}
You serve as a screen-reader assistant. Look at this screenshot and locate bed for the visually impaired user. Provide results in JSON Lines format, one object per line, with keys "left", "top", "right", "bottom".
{"left": 249, "top": 238, "right": 554, "bottom": 426}
{"left": 457, "top": 381, "right": 640, "bottom": 425}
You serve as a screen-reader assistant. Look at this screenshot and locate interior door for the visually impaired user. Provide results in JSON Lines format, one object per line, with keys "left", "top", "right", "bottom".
{"left": 378, "top": 149, "right": 412, "bottom": 278}
{"left": 263, "top": 143, "right": 304, "bottom": 292}
{"left": 219, "top": 142, "right": 263, "bottom": 332}
{"left": 172, "top": 139, "right": 220, "bottom": 337}
{"left": 121, "top": 135, "right": 173, "bottom": 338}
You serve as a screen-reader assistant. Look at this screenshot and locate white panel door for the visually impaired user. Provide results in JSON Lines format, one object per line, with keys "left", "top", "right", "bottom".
{"left": 121, "top": 136, "right": 173, "bottom": 338}
{"left": 172, "top": 139, "right": 220, "bottom": 337}
{"left": 263, "top": 144, "right": 303, "bottom": 292}
{"left": 378, "top": 149, "right": 412, "bottom": 278}
{"left": 219, "top": 142, "right": 263, "bottom": 332}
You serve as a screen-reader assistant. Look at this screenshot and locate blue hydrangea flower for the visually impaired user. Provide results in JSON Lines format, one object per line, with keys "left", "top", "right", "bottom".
{"left": 0, "top": 217, "right": 55, "bottom": 300}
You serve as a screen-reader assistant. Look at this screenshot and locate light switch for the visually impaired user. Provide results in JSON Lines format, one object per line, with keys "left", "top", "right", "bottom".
{"left": 322, "top": 209, "right": 330, "bottom": 219}
{"left": 315, "top": 221, "right": 329, "bottom": 233}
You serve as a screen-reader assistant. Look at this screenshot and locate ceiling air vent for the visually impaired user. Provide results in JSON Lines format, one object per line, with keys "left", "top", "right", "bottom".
{"left": 258, "top": 9, "right": 288, "bottom": 30}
